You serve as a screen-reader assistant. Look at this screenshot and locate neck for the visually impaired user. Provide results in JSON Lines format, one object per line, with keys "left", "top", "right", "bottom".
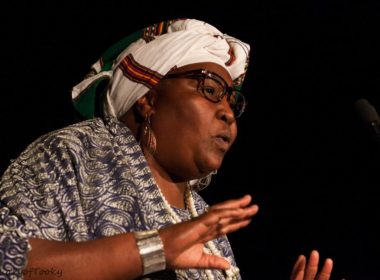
{"left": 144, "top": 149, "right": 187, "bottom": 209}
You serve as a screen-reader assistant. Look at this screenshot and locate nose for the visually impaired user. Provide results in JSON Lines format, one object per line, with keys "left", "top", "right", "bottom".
{"left": 216, "top": 99, "right": 236, "bottom": 125}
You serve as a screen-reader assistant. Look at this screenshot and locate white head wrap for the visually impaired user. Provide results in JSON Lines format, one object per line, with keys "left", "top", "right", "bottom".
{"left": 72, "top": 19, "right": 250, "bottom": 119}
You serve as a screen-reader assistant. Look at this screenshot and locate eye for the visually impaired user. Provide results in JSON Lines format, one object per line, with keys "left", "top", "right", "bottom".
{"left": 203, "top": 86, "right": 218, "bottom": 96}
{"left": 201, "top": 78, "right": 224, "bottom": 100}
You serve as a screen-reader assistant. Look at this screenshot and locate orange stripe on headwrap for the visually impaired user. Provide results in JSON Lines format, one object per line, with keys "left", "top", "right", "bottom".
{"left": 119, "top": 54, "right": 163, "bottom": 88}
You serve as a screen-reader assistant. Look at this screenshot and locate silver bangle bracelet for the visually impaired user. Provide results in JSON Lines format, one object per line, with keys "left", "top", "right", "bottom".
{"left": 134, "top": 229, "right": 166, "bottom": 275}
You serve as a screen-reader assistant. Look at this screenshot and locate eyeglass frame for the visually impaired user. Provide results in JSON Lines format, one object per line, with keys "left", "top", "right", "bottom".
{"left": 161, "top": 69, "right": 246, "bottom": 118}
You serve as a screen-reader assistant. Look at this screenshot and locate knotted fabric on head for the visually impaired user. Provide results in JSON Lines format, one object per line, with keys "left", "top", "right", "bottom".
{"left": 71, "top": 19, "right": 251, "bottom": 119}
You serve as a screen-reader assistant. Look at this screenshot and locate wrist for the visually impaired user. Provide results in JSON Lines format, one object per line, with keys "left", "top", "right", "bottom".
{"left": 134, "top": 229, "right": 166, "bottom": 275}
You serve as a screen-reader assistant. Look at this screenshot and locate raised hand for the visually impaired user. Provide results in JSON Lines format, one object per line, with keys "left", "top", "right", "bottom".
{"left": 290, "top": 250, "right": 333, "bottom": 280}
{"left": 159, "top": 194, "right": 259, "bottom": 270}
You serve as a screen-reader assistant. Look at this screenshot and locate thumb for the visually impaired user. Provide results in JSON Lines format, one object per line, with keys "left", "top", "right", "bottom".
{"left": 198, "top": 254, "right": 231, "bottom": 270}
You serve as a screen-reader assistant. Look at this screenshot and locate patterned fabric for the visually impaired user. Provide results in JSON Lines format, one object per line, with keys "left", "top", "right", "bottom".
{"left": 71, "top": 18, "right": 251, "bottom": 119}
{"left": 0, "top": 117, "right": 240, "bottom": 279}
{"left": 0, "top": 205, "right": 32, "bottom": 278}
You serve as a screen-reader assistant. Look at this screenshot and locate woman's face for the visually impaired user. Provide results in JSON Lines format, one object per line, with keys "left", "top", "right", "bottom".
{"left": 151, "top": 62, "right": 238, "bottom": 181}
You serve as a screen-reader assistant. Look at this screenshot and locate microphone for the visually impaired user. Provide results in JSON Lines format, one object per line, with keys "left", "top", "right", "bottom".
{"left": 354, "top": 98, "right": 380, "bottom": 149}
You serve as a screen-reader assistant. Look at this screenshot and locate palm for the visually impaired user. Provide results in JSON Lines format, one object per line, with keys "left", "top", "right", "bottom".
{"left": 160, "top": 195, "right": 259, "bottom": 271}
{"left": 169, "top": 243, "right": 212, "bottom": 269}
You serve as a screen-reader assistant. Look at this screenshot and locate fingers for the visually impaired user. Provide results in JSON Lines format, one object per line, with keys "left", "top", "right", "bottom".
{"left": 304, "top": 250, "right": 319, "bottom": 280}
{"left": 212, "top": 217, "right": 252, "bottom": 236}
{"left": 210, "top": 194, "right": 253, "bottom": 210}
{"left": 201, "top": 205, "right": 258, "bottom": 233}
{"left": 290, "top": 250, "right": 333, "bottom": 280}
{"left": 202, "top": 194, "right": 258, "bottom": 234}
{"left": 161, "top": 205, "right": 257, "bottom": 252}
{"left": 212, "top": 204, "right": 258, "bottom": 221}
{"left": 160, "top": 195, "right": 259, "bottom": 270}
{"left": 290, "top": 255, "right": 306, "bottom": 280}
{"left": 216, "top": 203, "right": 258, "bottom": 224}
{"left": 190, "top": 197, "right": 258, "bottom": 242}
{"left": 316, "top": 258, "right": 333, "bottom": 280}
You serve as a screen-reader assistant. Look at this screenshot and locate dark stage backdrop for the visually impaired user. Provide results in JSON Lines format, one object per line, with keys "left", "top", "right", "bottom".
{"left": 1, "top": 1, "right": 380, "bottom": 279}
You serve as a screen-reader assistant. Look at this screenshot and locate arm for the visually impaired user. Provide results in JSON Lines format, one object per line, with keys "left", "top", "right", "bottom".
{"left": 24, "top": 195, "right": 258, "bottom": 280}
{"left": 26, "top": 234, "right": 142, "bottom": 280}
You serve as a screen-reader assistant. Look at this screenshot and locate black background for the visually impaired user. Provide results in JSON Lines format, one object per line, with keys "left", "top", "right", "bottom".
{"left": 1, "top": 1, "right": 380, "bottom": 279}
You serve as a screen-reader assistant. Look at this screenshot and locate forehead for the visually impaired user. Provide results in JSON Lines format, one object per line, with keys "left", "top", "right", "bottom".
{"left": 170, "top": 62, "right": 232, "bottom": 84}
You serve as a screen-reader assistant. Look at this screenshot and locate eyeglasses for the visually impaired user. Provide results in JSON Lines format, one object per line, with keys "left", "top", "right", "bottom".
{"left": 162, "top": 69, "right": 246, "bottom": 118}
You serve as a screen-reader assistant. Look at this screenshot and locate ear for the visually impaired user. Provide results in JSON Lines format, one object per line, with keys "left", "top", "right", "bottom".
{"left": 134, "top": 90, "right": 157, "bottom": 119}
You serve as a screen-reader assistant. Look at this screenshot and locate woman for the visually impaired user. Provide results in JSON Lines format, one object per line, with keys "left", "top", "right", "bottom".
{"left": 0, "top": 19, "right": 332, "bottom": 279}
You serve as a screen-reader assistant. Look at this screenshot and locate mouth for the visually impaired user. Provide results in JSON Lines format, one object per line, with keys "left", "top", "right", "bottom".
{"left": 214, "top": 132, "right": 231, "bottom": 151}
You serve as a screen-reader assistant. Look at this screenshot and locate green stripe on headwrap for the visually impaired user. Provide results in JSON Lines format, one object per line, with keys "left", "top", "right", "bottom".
{"left": 101, "top": 30, "right": 143, "bottom": 71}
{"left": 72, "top": 20, "right": 179, "bottom": 119}
{"left": 72, "top": 30, "right": 143, "bottom": 119}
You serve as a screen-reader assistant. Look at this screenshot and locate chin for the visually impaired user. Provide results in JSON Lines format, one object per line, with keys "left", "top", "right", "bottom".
{"left": 199, "top": 157, "right": 223, "bottom": 175}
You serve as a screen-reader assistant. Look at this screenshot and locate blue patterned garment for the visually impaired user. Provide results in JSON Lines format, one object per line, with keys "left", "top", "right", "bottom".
{"left": 0, "top": 117, "right": 240, "bottom": 280}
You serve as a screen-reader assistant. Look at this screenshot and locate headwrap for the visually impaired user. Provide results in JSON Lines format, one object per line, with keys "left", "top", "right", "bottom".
{"left": 71, "top": 19, "right": 250, "bottom": 119}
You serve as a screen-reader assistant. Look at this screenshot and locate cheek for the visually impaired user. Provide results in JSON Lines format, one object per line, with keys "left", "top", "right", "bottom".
{"left": 230, "top": 124, "right": 238, "bottom": 144}
{"left": 152, "top": 98, "right": 208, "bottom": 157}
{"left": 153, "top": 97, "right": 219, "bottom": 169}
{"left": 155, "top": 93, "right": 210, "bottom": 133}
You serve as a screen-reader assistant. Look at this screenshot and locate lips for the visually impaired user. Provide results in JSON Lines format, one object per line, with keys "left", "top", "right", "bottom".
{"left": 214, "top": 131, "right": 232, "bottom": 152}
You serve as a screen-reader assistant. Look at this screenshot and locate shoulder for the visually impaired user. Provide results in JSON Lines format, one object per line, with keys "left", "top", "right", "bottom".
{"left": 3, "top": 118, "right": 111, "bottom": 167}
{"left": 24, "top": 118, "right": 113, "bottom": 151}
{"left": 46, "top": 118, "right": 109, "bottom": 141}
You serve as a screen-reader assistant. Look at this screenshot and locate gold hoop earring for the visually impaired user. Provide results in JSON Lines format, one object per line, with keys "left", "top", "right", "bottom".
{"left": 141, "top": 115, "right": 157, "bottom": 155}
